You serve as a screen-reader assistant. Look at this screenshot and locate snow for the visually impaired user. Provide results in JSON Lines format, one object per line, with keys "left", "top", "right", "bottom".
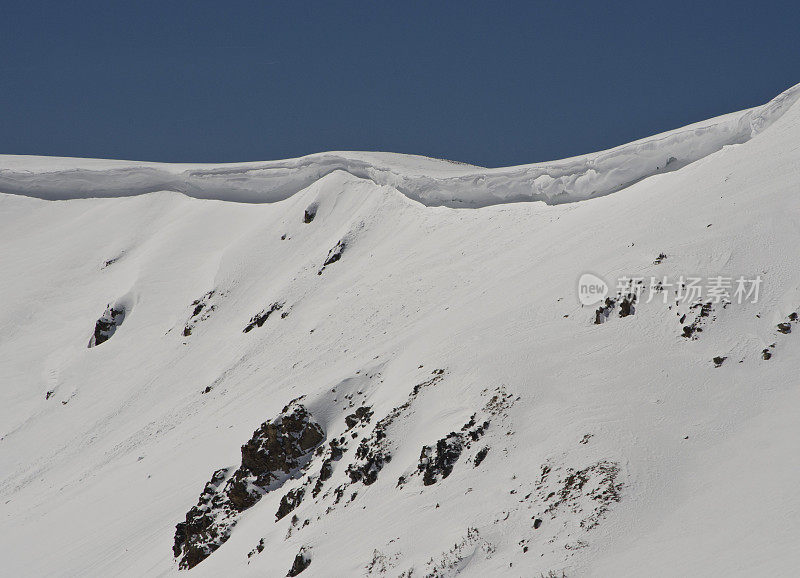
{"left": 1, "top": 82, "right": 799, "bottom": 207}
{"left": 2, "top": 83, "right": 800, "bottom": 577}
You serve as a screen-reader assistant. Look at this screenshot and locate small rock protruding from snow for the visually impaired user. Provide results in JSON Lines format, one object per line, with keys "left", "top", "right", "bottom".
{"left": 88, "top": 304, "right": 126, "bottom": 347}
{"left": 618, "top": 293, "right": 637, "bottom": 318}
{"left": 318, "top": 240, "right": 346, "bottom": 275}
{"left": 303, "top": 203, "right": 318, "bottom": 224}
{"left": 473, "top": 447, "right": 490, "bottom": 467}
{"left": 243, "top": 302, "right": 284, "bottom": 333}
{"left": 183, "top": 290, "right": 216, "bottom": 336}
{"left": 287, "top": 547, "right": 311, "bottom": 576}
{"left": 344, "top": 406, "right": 373, "bottom": 430}
{"left": 276, "top": 487, "right": 306, "bottom": 521}
{"left": 594, "top": 297, "right": 616, "bottom": 325}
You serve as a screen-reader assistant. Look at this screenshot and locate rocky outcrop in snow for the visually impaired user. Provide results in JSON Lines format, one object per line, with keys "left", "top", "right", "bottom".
{"left": 173, "top": 401, "right": 324, "bottom": 569}
{"left": 88, "top": 304, "right": 126, "bottom": 347}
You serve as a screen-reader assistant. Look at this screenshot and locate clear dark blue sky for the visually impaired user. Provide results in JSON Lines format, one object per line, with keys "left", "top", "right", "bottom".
{"left": 2, "top": 1, "right": 798, "bottom": 167}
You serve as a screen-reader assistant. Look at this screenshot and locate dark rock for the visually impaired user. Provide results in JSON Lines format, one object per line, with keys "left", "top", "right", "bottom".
{"left": 248, "top": 538, "right": 266, "bottom": 558}
{"left": 287, "top": 548, "right": 311, "bottom": 576}
{"left": 333, "top": 485, "right": 345, "bottom": 503}
{"left": 183, "top": 291, "right": 216, "bottom": 336}
{"left": 694, "top": 302, "right": 712, "bottom": 318}
{"left": 173, "top": 522, "right": 187, "bottom": 557}
{"left": 346, "top": 438, "right": 390, "bottom": 486}
{"left": 618, "top": 294, "right": 636, "bottom": 318}
{"left": 328, "top": 438, "right": 344, "bottom": 461}
{"left": 777, "top": 322, "right": 792, "bottom": 334}
{"left": 542, "top": 460, "right": 622, "bottom": 530}
{"left": 303, "top": 204, "right": 317, "bottom": 223}
{"left": 345, "top": 406, "right": 373, "bottom": 430}
{"left": 172, "top": 467, "right": 233, "bottom": 569}
{"left": 420, "top": 433, "right": 463, "bottom": 486}
{"left": 312, "top": 439, "right": 345, "bottom": 497}
{"left": 345, "top": 371, "right": 446, "bottom": 487}
{"left": 317, "top": 240, "right": 346, "bottom": 275}
{"left": 89, "top": 305, "right": 125, "bottom": 347}
{"left": 594, "top": 297, "right": 616, "bottom": 325}
{"left": 473, "top": 447, "right": 489, "bottom": 467}
{"left": 276, "top": 487, "right": 305, "bottom": 521}
{"left": 102, "top": 254, "right": 123, "bottom": 268}
{"left": 319, "top": 460, "right": 333, "bottom": 482}
{"left": 243, "top": 302, "right": 284, "bottom": 333}
{"left": 311, "top": 477, "right": 324, "bottom": 498}
{"left": 173, "top": 403, "right": 324, "bottom": 569}
{"left": 241, "top": 405, "right": 324, "bottom": 476}
{"left": 712, "top": 356, "right": 727, "bottom": 367}
{"left": 762, "top": 348, "right": 772, "bottom": 360}
{"left": 681, "top": 304, "right": 713, "bottom": 339}
{"left": 467, "top": 421, "right": 490, "bottom": 441}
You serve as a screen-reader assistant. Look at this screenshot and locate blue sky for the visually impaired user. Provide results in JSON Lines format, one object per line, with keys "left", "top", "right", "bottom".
{"left": 1, "top": 1, "right": 798, "bottom": 166}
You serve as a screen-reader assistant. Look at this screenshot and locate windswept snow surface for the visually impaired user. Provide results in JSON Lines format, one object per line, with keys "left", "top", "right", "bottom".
{"left": 2, "top": 84, "right": 800, "bottom": 577}
{"left": 1, "top": 83, "right": 799, "bottom": 207}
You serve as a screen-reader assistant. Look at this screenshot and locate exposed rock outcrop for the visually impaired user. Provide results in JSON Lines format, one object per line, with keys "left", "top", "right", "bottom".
{"left": 183, "top": 290, "right": 216, "bottom": 336}
{"left": 419, "top": 433, "right": 464, "bottom": 486}
{"left": 88, "top": 304, "right": 126, "bottom": 347}
{"left": 243, "top": 302, "right": 284, "bottom": 333}
{"left": 416, "top": 415, "right": 490, "bottom": 486}
{"left": 345, "top": 370, "right": 446, "bottom": 486}
{"left": 287, "top": 547, "right": 311, "bottom": 576}
{"left": 303, "top": 202, "right": 318, "bottom": 224}
{"left": 173, "top": 401, "right": 324, "bottom": 569}
{"left": 276, "top": 487, "right": 305, "bottom": 521}
{"left": 345, "top": 406, "right": 373, "bottom": 430}
{"left": 318, "top": 240, "right": 346, "bottom": 275}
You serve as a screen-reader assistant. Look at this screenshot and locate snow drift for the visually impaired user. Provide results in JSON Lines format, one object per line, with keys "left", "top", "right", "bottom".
{"left": 1, "top": 82, "right": 799, "bottom": 207}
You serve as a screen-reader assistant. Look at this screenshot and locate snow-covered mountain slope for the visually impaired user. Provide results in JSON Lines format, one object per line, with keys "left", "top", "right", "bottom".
{"left": 2, "top": 84, "right": 800, "bottom": 577}
{"left": 2, "top": 83, "right": 799, "bottom": 208}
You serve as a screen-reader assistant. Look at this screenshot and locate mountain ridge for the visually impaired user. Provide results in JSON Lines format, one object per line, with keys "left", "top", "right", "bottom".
{"left": 1, "top": 82, "right": 799, "bottom": 207}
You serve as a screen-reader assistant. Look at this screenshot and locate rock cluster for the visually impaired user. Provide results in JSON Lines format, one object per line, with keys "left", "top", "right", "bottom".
{"left": 173, "top": 402, "right": 324, "bottom": 569}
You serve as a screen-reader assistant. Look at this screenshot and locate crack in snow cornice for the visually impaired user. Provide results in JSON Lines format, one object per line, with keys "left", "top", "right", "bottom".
{"left": 1, "top": 82, "right": 799, "bottom": 208}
